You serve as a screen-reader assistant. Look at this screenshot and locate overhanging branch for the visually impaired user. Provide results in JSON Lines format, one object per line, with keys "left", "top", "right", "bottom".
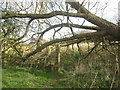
{"left": 66, "top": 1, "right": 117, "bottom": 30}
{"left": 39, "top": 23, "right": 100, "bottom": 38}
{"left": 23, "top": 30, "right": 110, "bottom": 61}
{"left": 1, "top": 11, "right": 84, "bottom": 19}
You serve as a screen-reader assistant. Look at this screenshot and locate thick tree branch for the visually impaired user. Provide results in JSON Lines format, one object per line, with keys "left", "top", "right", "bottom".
{"left": 61, "top": 39, "right": 86, "bottom": 47}
{"left": 1, "top": 10, "right": 116, "bottom": 31}
{"left": 1, "top": 1, "right": 120, "bottom": 62}
{"left": 15, "top": 19, "right": 33, "bottom": 41}
{"left": 1, "top": 11, "right": 84, "bottom": 19}
{"left": 23, "top": 30, "right": 111, "bottom": 61}
{"left": 39, "top": 23, "right": 100, "bottom": 38}
{"left": 66, "top": 2, "right": 117, "bottom": 30}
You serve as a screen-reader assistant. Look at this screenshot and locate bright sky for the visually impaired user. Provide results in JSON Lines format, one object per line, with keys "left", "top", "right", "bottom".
{"left": 1, "top": 0, "right": 119, "bottom": 23}
{"left": 1, "top": 0, "right": 120, "bottom": 41}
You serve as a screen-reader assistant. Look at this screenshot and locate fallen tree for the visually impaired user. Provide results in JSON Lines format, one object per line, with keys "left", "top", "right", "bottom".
{"left": 1, "top": 1, "right": 120, "bottom": 64}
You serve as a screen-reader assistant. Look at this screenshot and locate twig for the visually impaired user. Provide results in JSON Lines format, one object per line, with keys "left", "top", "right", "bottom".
{"left": 90, "top": 72, "right": 98, "bottom": 88}
{"left": 84, "top": 41, "right": 100, "bottom": 59}
{"left": 110, "top": 70, "right": 117, "bottom": 90}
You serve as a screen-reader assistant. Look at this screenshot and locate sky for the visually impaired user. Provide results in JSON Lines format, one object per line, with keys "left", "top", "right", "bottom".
{"left": 45, "top": 0, "right": 119, "bottom": 40}
{"left": 0, "top": 0, "right": 120, "bottom": 41}
{"left": 1, "top": 0, "right": 119, "bottom": 23}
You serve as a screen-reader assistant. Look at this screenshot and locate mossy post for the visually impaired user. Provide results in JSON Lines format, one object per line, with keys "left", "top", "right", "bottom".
{"left": 117, "top": 9, "right": 120, "bottom": 87}
{"left": 116, "top": 10, "right": 120, "bottom": 87}
{"left": 115, "top": 42, "right": 120, "bottom": 88}
{"left": 56, "top": 44, "right": 61, "bottom": 71}
{"left": 118, "top": 40, "right": 120, "bottom": 88}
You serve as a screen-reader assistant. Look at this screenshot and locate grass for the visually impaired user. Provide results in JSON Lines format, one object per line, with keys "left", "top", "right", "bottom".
{"left": 2, "top": 66, "right": 66, "bottom": 88}
{"left": 2, "top": 43, "right": 120, "bottom": 88}
{"left": 2, "top": 65, "right": 115, "bottom": 88}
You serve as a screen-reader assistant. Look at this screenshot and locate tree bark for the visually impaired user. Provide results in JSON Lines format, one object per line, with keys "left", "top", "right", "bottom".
{"left": 55, "top": 44, "right": 61, "bottom": 71}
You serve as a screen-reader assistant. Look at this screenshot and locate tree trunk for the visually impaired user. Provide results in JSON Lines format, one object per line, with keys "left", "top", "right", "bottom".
{"left": 117, "top": 43, "right": 120, "bottom": 88}
{"left": 55, "top": 44, "right": 61, "bottom": 71}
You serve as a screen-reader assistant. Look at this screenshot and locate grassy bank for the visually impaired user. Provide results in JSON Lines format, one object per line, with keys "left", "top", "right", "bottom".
{"left": 2, "top": 66, "right": 66, "bottom": 88}
{"left": 2, "top": 65, "right": 115, "bottom": 88}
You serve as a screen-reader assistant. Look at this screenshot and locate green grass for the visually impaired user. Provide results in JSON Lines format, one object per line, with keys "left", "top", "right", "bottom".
{"left": 2, "top": 66, "right": 66, "bottom": 88}
{"left": 2, "top": 66, "right": 115, "bottom": 88}
{"left": 2, "top": 47, "right": 119, "bottom": 88}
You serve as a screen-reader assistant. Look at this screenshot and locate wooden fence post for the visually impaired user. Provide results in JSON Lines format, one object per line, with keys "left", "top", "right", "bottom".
{"left": 56, "top": 44, "right": 61, "bottom": 71}
{"left": 117, "top": 43, "right": 120, "bottom": 88}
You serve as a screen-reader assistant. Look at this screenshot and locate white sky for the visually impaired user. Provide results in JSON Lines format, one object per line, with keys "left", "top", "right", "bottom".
{"left": 1, "top": 0, "right": 120, "bottom": 41}
{"left": 1, "top": 0, "right": 119, "bottom": 22}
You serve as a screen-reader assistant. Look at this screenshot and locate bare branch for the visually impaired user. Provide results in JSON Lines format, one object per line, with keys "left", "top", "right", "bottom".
{"left": 1, "top": 11, "right": 84, "bottom": 19}
{"left": 66, "top": 2, "right": 117, "bottom": 30}
{"left": 23, "top": 30, "right": 111, "bottom": 61}
{"left": 39, "top": 23, "right": 101, "bottom": 38}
